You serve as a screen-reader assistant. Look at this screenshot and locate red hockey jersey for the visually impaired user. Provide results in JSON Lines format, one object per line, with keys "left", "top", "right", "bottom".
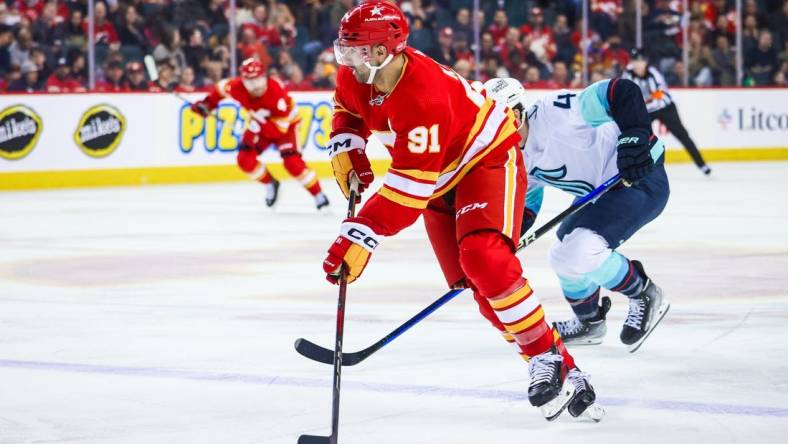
{"left": 331, "top": 48, "right": 520, "bottom": 236}
{"left": 206, "top": 76, "right": 301, "bottom": 141}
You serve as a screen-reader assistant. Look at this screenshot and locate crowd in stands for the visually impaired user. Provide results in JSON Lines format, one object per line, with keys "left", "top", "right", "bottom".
{"left": 1, "top": 0, "right": 786, "bottom": 93}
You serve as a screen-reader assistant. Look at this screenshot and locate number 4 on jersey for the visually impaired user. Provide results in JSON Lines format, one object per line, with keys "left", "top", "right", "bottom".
{"left": 553, "top": 93, "right": 576, "bottom": 109}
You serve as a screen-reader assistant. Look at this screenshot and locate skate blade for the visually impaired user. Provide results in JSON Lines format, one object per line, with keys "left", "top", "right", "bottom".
{"left": 628, "top": 300, "right": 671, "bottom": 353}
{"left": 577, "top": 403, "right": 606, "bottom": 422}
{"left": 540, "top": 378, "right": 575, "bottom": 421}
{"left": 564, "top": 337, "right": 605, "bottom": 346}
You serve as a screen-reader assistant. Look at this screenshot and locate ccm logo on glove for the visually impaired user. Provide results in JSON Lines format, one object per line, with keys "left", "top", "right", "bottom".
{"left": 327, "top": 133, "right": 374, "bottom": 201}
{"left": 323, "top": 219, "right": 381, "bottom": 284}
{"left": 347, "top": 227, "right": 379, "bottom": 250}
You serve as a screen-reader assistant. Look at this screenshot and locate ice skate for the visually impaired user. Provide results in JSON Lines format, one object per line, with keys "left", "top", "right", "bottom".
{"left": 555, "top": 296, "right": 611, "bottom": 345}
{"left": 528, "top": 348, "right": 574, "bottom": 421}
{"left": 315, "top": 192, "right": 330, "bottom": 210}
{"left": 265, "top": 179, "right": 280, "bottom": 207}
{"left": 620, "top": 261, "right": 670, "bottom": 352}
{"left": 566, "top": 368, "right": 605, "bottom": 422}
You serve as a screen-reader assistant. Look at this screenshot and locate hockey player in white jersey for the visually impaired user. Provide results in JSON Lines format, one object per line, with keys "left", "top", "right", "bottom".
{"left": 484, "top": 77, "right": 671, "bottom": 353}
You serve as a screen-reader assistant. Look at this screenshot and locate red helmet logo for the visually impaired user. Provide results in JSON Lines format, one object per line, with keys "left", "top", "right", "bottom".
{"left": 338, "top": 1, "right": 409, "bottom": 55}
{"left": 240, "top": 58, "right": 265, "bottom": 79}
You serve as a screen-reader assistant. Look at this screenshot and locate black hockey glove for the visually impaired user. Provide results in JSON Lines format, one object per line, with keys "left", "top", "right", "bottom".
{"left": 190, "top": 100, "right": 211, "bottom": 117}
{"left": 520, "top": 207, "right": 537, "bottom": 238}
{"left": 616, "top": 128, "right": 654, "bottom": 183}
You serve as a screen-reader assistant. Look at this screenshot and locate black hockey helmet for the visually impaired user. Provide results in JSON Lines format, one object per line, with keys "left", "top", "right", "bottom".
{"left": 630, "top": 47, "right": 647, "bottom": 61}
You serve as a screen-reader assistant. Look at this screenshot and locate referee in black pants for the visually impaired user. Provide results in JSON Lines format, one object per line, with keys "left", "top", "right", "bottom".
{"left": 623, "top": 49, "right": 711, "bottom": 175}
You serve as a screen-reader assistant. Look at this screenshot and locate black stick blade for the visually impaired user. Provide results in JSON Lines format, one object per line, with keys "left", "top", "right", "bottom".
{"left": 294, "top": 338, "right": 335, "bottom": 365}
{"left": 297, "top": 434, "right": 332, "bottom": 444}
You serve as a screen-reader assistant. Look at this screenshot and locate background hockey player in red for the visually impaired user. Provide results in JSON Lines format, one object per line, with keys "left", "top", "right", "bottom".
{"left": 321, "top": 1, "right": 601, "bottom": 420}
{"left": 191, "top": 58, "right": 329, "bottom": 209}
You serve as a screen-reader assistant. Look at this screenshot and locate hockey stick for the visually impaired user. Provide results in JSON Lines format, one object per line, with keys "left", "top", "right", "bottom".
{"left": 295, "top": 174, "right": 625, "bottom": 366}
{"left": 143, "top": 55, "right": 211, "bottom": 111}
{"left": 298, "top": 179, "right": 360, "bottom": 444}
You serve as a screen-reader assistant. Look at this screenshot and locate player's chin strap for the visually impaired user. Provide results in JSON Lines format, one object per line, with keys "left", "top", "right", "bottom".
{"left": 364, "top": 53, "right": 394, "bottom": 84}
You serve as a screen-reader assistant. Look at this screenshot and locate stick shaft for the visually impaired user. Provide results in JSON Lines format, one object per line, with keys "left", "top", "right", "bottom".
{"left": 329, "top": 183, "right": 359, "bottom": 441}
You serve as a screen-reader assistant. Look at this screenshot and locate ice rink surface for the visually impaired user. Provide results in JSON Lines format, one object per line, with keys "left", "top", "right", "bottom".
{"left": 1, "top": 162, "right": 787, "bottom": 444}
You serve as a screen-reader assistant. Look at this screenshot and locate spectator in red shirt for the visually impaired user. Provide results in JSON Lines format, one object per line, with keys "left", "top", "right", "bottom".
{"left": 601, "top": 35, "right": 629, "bottom": 75}
{"left": 45, "top": 56, "right": 84, "bottom": 92}
{"left": 82, "top": 1, "right": 119, "bottom": 48}
{"left": 498, "top": 27, "right": 527, "bottom": 79}
{"left": 486, "top": 9, "right": 509, "bottom": 45}
{"left": 238, "top": 26, "right": 273, "bottom": 69}
{"left": 175, "top": 66, "right": 199, "bottom": 92}
{"left": 520, "top": 8, "right": 555, "bottom": 61}
{"left": 243, "top": 3, "right": 282, "bottom": 48}
{"left": 14, "top": 0, "right": 45, "bottom": 21}
{"left": 95, "top": 60, "right": 129, "bottom": 92}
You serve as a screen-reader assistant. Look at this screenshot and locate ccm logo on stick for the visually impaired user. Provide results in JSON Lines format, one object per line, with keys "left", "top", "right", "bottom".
{"left": 347, "top": 228, "right": 379, "bottom": 250}
{"left": 456, "top": 202, "right": 488, "bottom": 218}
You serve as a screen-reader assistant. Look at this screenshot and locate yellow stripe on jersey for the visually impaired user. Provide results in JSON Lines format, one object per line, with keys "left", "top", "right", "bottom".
{"left": 389, "top": 168, "right": 439, "bottom": 182}
{"left": 502, "top": 147, "right": 517, "bottom": 239}
{"left": 439, "top": 100, "right": 495, "bottom": 177}
{"left": 378, "top": 186, "right": 430, "bottom": 209}
{"left": 462, "top": 99, "right": 495, "bottom": 152}
{"left": 333, "top": 95, "right": 362, "bottom": 118}
{"left": 433, "top": 117, "right": 518, "bottom": 198}
{"left": 270, "top": 118, "right": 290, "bottom": 132}
{"left": 490, "top": 282, "right": 533, "bottom": 310}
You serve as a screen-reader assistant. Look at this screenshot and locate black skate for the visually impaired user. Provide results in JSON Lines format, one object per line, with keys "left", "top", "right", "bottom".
{"left": 265, "top": 179, "right": 280, "bottom": 207}
{"left": 315, "top": 192, "right": 330, "bottom": 210}
{"left": 555, "top": 296, "right": 612, "bottom": 345}
{"left": 620, "top": 261, "right": 670, "bottom": 353}
{"left": 528, "top": 348, "right": 574, "bottom": 421}
{"left": 566, "top": 368, "right": 605, "bottom": 422}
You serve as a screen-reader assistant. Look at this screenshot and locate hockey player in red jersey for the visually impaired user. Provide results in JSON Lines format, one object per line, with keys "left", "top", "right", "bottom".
{"left": 321, "top": 1, "right": 600, "bottom": 420}
{"left": 191, "top": 58, "right": 329, "bottom": 209}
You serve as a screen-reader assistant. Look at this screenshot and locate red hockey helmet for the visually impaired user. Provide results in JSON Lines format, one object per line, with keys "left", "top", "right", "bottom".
{"left": 334, "top": 1, "right": 409, "bottom": 68}
{"left": 240, "top": 58, "right": 266, "bottom": 92}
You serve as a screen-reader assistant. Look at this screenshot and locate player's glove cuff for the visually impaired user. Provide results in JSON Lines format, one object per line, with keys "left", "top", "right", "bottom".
{"left": 327, "top": 134, "right": 373, "bottom": 201}
{"left": 323, "top": 218, "right": 381, "bottom": 284}
{"left": 327, "top": 133, "right": 366, "bottom": 158}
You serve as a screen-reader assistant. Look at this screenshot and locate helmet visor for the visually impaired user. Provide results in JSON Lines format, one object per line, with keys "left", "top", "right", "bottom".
{"left": 334, "top": 39, "right": 371, "bottom": 67}
{"left": 242, "top": 76, "right": 266, "bottom": 91}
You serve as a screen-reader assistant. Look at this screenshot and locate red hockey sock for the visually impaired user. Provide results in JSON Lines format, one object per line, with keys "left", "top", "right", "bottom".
{"left": 282, "top": 153, "right": 321, "bottom": 196}
{"left": 237, "top": 150, "right": 273, "bottom": 184}
{"left": 459, "top": 231, "right": 561, "bottom": 362}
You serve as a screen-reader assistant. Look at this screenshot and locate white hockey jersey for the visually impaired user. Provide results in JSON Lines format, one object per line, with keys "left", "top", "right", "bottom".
{"left": 522, "top": 80, "right": 665, "bottom": 211}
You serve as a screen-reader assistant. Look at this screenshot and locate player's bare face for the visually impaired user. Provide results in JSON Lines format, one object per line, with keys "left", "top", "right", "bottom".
{"left": 351, "top": 63, "right": 371, "bottom": 83}
{"left": 632, "top": 60, "right": 647, "bottom": 77}
{"left": 514, "top": 109, "right": 529, "bottom": 143}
